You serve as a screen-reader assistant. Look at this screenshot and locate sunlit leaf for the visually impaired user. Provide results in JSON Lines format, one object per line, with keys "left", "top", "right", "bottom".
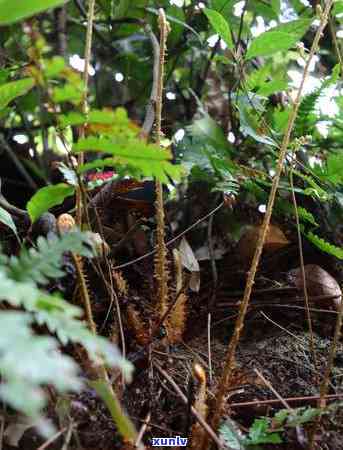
{"left": 27, "top": 183, "right": 75, "bottom": 223}
{"left": 246, "top": 19, "right": 312, "bottom": 59}
{"left": 204, "top": 8, "right": 234, "bottom": 49}
{"left": 0, "top": 0, "right": 70, "bottom": 25}
{"left": 332, "top": 1, "right": 343, "bottom": 16}
{"left": 0, "top": 78, "right": 34, "bottom": 110}
{"left": 73, "top": 137, "right": 181, "bottom": 183}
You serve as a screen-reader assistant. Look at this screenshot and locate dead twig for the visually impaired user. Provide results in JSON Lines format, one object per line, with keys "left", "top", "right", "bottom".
{"left": 254, "top": 368, "right": 307, "bottom": 448}
{"left": 153, "top": 362, "right": 224, "bottom": 449}
{"left": 135, "top": 412, "right": 151, "bottom": 448}
{"left": 229, "top": 393, "right": 343, "bottom": 409}
{"left": 37, "top": 427, "right": 68, "bottom": 450}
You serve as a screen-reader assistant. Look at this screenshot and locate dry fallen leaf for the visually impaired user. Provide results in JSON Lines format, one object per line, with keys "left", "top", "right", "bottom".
{"left": 287, "top": 264, "right": 342, "bottom": 311}
{"left": 178, "top": 237, "right": 200, "bottom": 292}
{"left": 238, "top": 224, "right": 290, "bottom": 267}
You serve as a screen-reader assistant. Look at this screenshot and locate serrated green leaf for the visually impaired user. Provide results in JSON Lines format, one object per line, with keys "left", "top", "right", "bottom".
{"left": 0, "top": 233, "right": 131, "bottom": 422}
{"left": 287, "top": 407, "right": 320, "bottom": 427}
{"left": 0, "top": 0, "right": 69, "bottom": 25}
{"left": 296, "top": 206, "right": 318, "bottom": 226}
{"left": 0, "top": 206, "right": 18, "bottom": 237}
{"left": 27, "top": 183, "right": 75, "bottom": 224}
{"left": 306, "top": 232, "right": 343, "bottom": 259}
{"left": 247, "top": 418, "right": 283, "bottom": 445}
{"left": 204, "top": 8, "right": 234, "bottom": 49}
{"left": 273, "top": 409, "right": 290, "bottom": 426}
{"left": 73, "top": 137, "right": 181, "bottom": 184}
{"left": 0, "top": 78, "right": 35, "bottom": 110}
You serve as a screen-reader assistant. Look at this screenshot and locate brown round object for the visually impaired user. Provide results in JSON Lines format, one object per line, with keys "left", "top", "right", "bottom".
{"left": 57, "top": 213, "right": 76, "bottom": 234}
{"left": 287, "top": 264, "right": 342, "bottom": 311}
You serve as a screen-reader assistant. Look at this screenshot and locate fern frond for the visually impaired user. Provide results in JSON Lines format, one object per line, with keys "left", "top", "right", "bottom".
{"left": 0, "top": 234, "right": 132, "bottom": 420}
{"left": 7, "top": 231, "right": 94, "bottom": 285}
{"left": 306, "top": 232, "right": 343, "bottom": 260}
{"left": 0, "top": 311, "right": 81, "bottom": 418}
{"left": 294, "top": 65, "right": 340, "bottom": 138}
{"left": 292, "top": 169, "right": 329, "bottom": 200}
{"left": 294, "top": 89, "right": 321, "bottom": 137}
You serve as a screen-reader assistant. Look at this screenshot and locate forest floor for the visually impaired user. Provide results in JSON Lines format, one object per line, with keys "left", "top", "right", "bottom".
{"left": 3, "top": 186, "right": 343, "bottom": 450}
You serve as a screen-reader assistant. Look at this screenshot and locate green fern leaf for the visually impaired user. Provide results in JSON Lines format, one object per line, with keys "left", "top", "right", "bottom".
{"left": 74, "top": 137, "right": 181, "bottom": 183}
{"left": 294, "top": 90, "right": 321, "bottom": 137}
{"left": 307, "top": 232, "right": 343, "bottom": 259}
{"left": 7, "top": 232, "right": 94, "bottom": 285}
{"left": 292, "top": 169, "right": 329, "bottom": 200}
{"left": 0, "top": 311, "right": 81, "bottom": 418}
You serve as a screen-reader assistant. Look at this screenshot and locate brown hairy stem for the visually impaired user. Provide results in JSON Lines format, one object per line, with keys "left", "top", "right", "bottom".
{"left": 154, "top": 9, "right": 170, "bottom": 319}
{"left": 203, "top": 2, "right": 335, "bottom": 447}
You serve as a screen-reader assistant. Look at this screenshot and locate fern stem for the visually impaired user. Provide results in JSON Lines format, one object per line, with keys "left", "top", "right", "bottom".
{"left": 71, "top": 253, "right": 139, "bottom": 443}
{"left": 289, "top": 165, "right": 318, "bottom": 373}
{"left": 204, "top": 1, "right": 335, "bottom": 446}
{"left": 154, "top": 9, "right": 170, "bottom": 319}
{"left": 76, "top": 0, "right": 96, "bottom": 226}
{"left": 72, "top": 254, "right": 97, "bottom": 334}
